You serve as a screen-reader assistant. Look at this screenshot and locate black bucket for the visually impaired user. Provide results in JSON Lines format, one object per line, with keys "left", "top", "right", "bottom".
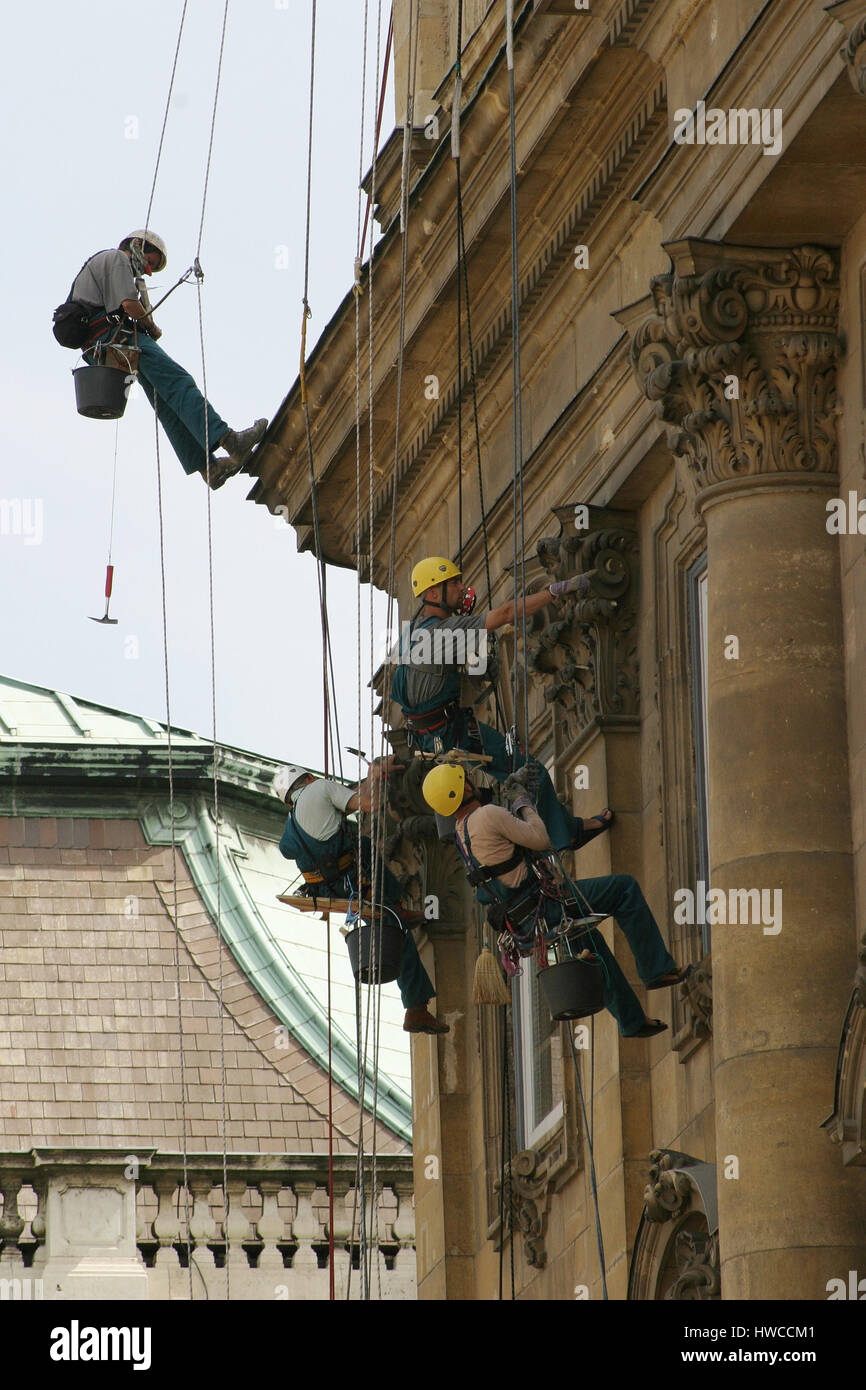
{"left": 73, "top": 364, "right": 134, "bottom": 420}
{"left": 345, "top": 918, "right": 404, "bottom": 984}
{"left": 539, "top": 956, "right": 605, "bottom": 1021}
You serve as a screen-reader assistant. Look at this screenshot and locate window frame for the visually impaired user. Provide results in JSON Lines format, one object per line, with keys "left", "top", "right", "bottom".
{"left": 686, "top": 553, "right": 711, "bottom": 954}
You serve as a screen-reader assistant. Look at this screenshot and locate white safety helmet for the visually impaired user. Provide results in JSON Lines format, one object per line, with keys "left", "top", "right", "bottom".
{"left": 120, "top": 230, "right": 168, "bottom": 273}
{"left": 274, "top": 765, "right": 313, "bottom": 803}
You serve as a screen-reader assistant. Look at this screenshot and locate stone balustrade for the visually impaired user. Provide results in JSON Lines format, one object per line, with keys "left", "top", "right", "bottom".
{"left": 0, "top": 1149, "right": 415, "bottom": 1301}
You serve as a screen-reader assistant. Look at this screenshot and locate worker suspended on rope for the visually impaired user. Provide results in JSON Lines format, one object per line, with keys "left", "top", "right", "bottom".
{"left": 423, "top": 763, "right": 689, "bottom": 1038}
{"left": 392, "top": 555, "right": 599, "bottom": 851}
{"left": 277, "top": 760, "right": 449, "bottom": 1036}
{"left": 65, "top": 233, "right": 267, "bottom": 488}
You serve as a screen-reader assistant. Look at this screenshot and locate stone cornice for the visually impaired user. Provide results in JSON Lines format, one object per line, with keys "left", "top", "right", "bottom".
{"left": 0, "top": 740, "right": 287, "bottom": 814}
{"left": 633, "top": 0, "right": 848, "bottom": 240}
{"left": 618, "top": 239, "right": 841, "bottom": 492}
{"left": 248, "top": 7, "right": 667, "bottom": 578}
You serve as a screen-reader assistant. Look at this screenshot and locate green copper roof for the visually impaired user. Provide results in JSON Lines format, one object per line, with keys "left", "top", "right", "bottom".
{"left": 0, "top": 675, "right": 412, "bottom": 1138}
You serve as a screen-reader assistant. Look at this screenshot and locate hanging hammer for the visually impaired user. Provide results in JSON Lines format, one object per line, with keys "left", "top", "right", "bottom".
{"left": 89, "top": 564, "right": 118, "bottom": 625}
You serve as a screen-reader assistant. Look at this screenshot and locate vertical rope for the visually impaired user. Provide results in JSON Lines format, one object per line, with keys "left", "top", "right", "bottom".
{"left": 192, "top": 0, "right": 231, "bottom": 1299}
{"left": 568, "top": 1023, "right": 608, "bottom": 1299}
{"left": 505, "top": 0, "right": 531, "bottom": 763}
{"left": 153, "top": 400, "right": 193, "bottom": 1300}
{"left": 144, "top": 0, "right": 189, "bottom": 235}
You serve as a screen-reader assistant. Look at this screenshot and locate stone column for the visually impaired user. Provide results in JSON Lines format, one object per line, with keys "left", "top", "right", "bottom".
{"left": 625, "top": 239, "right": 866, "bottom": 1298}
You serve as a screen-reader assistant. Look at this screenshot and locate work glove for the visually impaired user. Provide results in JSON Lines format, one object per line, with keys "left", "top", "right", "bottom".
{"left": 548, "top": 568, "right": 597, "bottom": 598}
{"left": 510, "top": 794, "right": 533, "bottom": 816}
{"left": 503, "top": 765, "right": 538, "bottom": 806}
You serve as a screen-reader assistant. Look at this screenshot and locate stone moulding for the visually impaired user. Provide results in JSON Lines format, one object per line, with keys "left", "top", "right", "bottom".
{"left": 821, "top": 930, "right": 866, "bottom": 1166}
{"left": 628, "top": 1149, "right": 720, "bottom": 1301}
{"left": 619, "top": 240, "right": 841, "bottom": 493}
{"left": 528, "top": 504, "right": 639, "bottom": 750}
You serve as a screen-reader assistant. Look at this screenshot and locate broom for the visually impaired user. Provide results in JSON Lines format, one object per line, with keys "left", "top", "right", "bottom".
{"left": 473, "top": 936, "right": 511, "bottom": 1005}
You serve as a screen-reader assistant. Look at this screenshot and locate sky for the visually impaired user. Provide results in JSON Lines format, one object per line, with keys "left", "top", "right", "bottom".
{"left": 2, "top": 0, "right": 395, "bottom": 782}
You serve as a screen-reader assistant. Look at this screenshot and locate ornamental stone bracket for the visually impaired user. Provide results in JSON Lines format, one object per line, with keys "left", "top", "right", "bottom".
{"left": 832, "top": 0, "right": 866, "bottom": 95}
{"left": 628, "top": 1149, "right": 720, "bottom": 1301}
{"left": 671, "top": 955, "right": 713, "bottom": 1062}
{"left": 614, "top": 240, "right": 841, "bottom": 498}
{"left": 528, "top": 504, "right": 639, "bottom": 753}
{"left": 821, "top": 930, "right": 866, "bottom": 1166}
{"left": 495, "top": 1131, "right": 573, "bottom": 1272}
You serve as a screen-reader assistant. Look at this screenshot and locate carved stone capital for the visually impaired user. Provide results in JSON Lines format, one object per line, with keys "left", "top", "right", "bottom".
{"left": 622, "top": 241, "right": 841, "bottom": 491}
{"left": 841, "top": 17, "right": 866, "bottom": 95}
{"left": 528, "top": 505, "right": 639, "bottom": 750}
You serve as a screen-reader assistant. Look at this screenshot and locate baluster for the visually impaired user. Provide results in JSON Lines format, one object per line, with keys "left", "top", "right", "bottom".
{"left": 255, "top": 1178, "right": 286, "bottom": 1272}
{"left": 152, "top": 1177, "right": 181, "bottom": 1267}
{"left": 290, "top": 1182, "right": 319, "bottom": 1270}
{"left": 0, "top": 1174, "right": 26, "bottom": 1270}
{"left": 29, "top": 1179, "right": 47, "bottom": 1274}
{"left": 223, "top": 1179, "right": 251, "bottom": 1268}
{"left": 188, "top": 1175, "right": 217, "bottom": 1271}
{"left": 391, "top": 1179, "right": 417, "bottom": 1276}
{"left": 327, "top": 1178, "right": 352, "bottom": 1293}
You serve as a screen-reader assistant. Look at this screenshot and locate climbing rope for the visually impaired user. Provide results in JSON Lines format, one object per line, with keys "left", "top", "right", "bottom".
{"left": 505, "top": 0, "right": 531, "bottom": 767}
{"left": 568, "top": 1019, "right": 608, "bottom": 1299}
{"left": 144, "top": 0, "right": 189, "bottom": 237}
{"left": 153, "top": 400, "right": 194, "bottom": 1300}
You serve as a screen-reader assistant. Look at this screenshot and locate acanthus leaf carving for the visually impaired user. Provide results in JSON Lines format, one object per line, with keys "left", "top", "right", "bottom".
{"left": 628, "top": 244, "right": 840, "bottom": 491}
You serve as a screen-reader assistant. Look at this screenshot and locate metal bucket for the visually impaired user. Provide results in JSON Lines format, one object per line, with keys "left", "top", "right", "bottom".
{"left": 73, "top": 364, "right": 134, "bottom": 420}
{"left": 539, "top": 956, "right": 605, "bottom": 1021}
{"left": 345, "top": 918, "right": 404, "bottom": 984}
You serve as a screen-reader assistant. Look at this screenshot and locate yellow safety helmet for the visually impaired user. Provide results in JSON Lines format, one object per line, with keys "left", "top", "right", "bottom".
{"left": 422, "top": 763, "right": 466, "bottom": 817}
{"left": 411, "top": 556, "right": 462, "bottom": 599}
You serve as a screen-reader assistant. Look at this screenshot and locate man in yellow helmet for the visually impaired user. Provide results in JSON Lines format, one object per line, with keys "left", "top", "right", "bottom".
{"left": 422, "top": 763, "right": 688, "bottom": 1038}
{"left": 390, "top": 555, "right": 599, "bottom": 851}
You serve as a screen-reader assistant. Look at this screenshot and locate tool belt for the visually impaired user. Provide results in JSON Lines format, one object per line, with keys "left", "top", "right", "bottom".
{"left": 403, "top": 700, "right": 460, "bottom": 735}
{"left": 301, "top": 849, "right": 355, "bottom": 885}
{"left": 486, "top": 881, "right": 540, "bottom": 937}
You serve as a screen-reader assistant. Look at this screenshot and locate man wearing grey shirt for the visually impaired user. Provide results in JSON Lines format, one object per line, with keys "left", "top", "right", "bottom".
{"left": 74, "top": 232, "right": 266, "bottom": 489}
{"left": 391, "top": 554, "right": 601, "bottom": 852}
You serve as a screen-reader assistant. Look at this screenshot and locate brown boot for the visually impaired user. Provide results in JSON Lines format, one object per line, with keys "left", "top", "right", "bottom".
{"left": 403, "top": 1005, "right": 450, "bottom": 1035}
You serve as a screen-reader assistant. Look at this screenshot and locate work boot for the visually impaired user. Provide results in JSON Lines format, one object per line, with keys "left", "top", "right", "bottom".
{"left": 200, "top": 455, "right": 243, "bottom": 490}
{"left": 403, "top": 1005, "right": 450, "bottom": 1035}
{"left": 217, "top": 418, "right": 268, "bottom": 467}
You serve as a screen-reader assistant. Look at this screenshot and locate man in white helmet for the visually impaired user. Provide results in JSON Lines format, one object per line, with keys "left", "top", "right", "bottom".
{"left": 276, "top": 760, "right": 449, "bottom": 1036}
{"left": 70, "top": 233, "right": 266, "bottom": 489}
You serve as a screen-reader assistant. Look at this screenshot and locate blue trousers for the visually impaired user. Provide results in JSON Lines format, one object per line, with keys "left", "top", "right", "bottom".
{"left": 542, "top": 873, "right": 677, "bottom": 1036}
{"left": 414, "top": 715, "right": 584, "bottom": 851}
{"left": 87, "top": 329, "right": 229, "bottom": 476}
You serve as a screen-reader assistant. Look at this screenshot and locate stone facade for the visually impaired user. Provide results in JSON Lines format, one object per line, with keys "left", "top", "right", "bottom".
{"left": 252, "top": 0, "right": 866, "bottom": 1298}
